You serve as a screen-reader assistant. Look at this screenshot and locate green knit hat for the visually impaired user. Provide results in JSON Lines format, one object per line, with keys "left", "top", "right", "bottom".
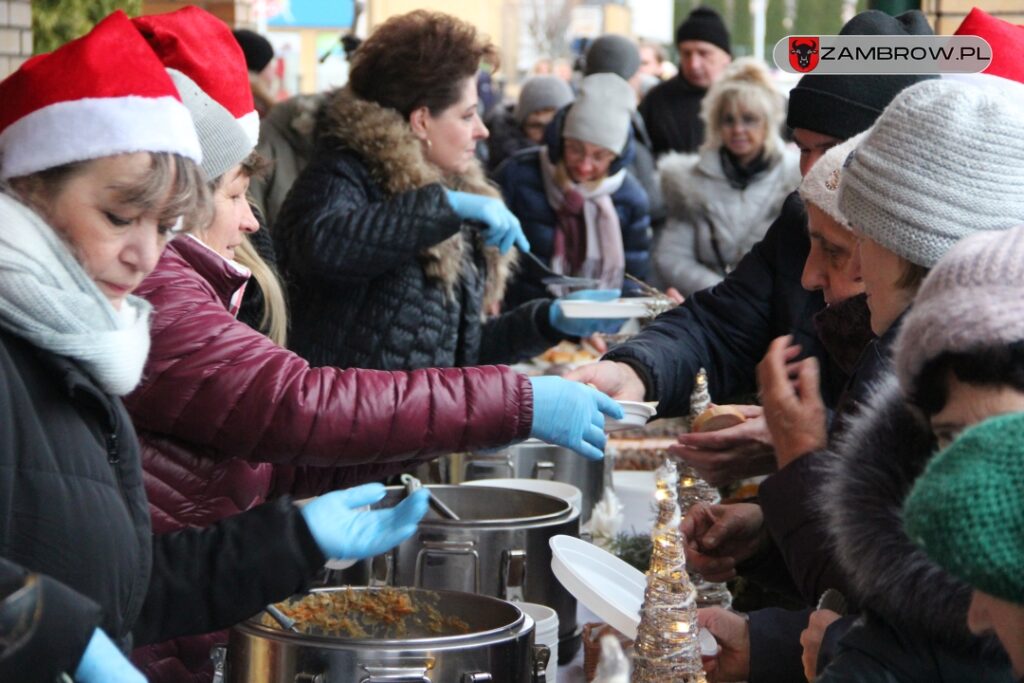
{"left": 903, "top": 412, "right": 1024, "bottom": 605}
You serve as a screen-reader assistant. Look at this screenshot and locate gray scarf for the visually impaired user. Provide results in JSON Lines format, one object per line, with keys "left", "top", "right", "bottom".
{"left": 0, "top": 191, "right": 152, "bottom": 396}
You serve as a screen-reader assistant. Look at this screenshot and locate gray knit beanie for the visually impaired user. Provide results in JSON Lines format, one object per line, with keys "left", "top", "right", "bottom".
{"left": 563, "top": 73, "right": 636, "bottom": 154}
{"left": 167, "top": 69, "right": 253, "bottom": 181}
{"left": 513, "top": 76, "right": 575, "bottom": 126}
{"left": 584, "top": 34, "right": 641, "bottom": 81}
{"left": 838, "top": 78, "right": 1024, "bottom": 267}
{"left": 894, "top": 225, "right": 1024, "bottom": 397}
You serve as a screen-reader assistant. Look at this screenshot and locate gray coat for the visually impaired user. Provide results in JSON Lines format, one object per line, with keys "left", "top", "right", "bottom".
{"left": 655, "top": 146, "right": 799, "bottom": 296}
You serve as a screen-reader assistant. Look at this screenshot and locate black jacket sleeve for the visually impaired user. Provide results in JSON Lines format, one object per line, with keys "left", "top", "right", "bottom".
{"left": 275, "top": 148, "right": 463, "bottom": 285}
{"left": 748, "top": 607, "right": 812, "bottom": 683}
{"left": 478, "top": 299, "right": 562, "bottom": 365}
{"left": 604, "top": 193, "right": 835, "bottom": 417}
{"left": 0, "top": 557, "right": 102, "bottom": 683}
{"left": 759, "top": 453, "right": 857, "bottom": 606}
{"left": 132, "top": 497, "right": 325, "bottom": 646}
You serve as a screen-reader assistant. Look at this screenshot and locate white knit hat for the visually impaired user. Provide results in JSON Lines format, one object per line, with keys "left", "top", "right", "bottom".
{"left": 799, "top": 131, "right": 867, "bottom": 229}
{"left": 0, "top": 11, "right": 201, "bottom": 180}
{"left": 563, "top": 73, "right": 636, "bottom": 155}
{"left": 838, "top": 78, "right": 1024, "bottom": 267}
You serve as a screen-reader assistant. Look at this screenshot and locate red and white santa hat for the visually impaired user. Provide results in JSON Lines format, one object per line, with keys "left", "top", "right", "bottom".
{"left": 0, "top": 11, "right": 201, "bottom": 181}
{"left": 955, "top": 7, "right": 1024, "bottom": 85}
{"left": 134, "top": 6, "right": 259, "bottom": 147}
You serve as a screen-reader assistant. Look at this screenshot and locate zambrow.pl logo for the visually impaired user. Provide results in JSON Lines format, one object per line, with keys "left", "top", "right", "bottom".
{"left": 774, "top": 35, "right": 991, "bottom": 75}
{"left": 789, "top": 36, "right": 820, "bottom": 73}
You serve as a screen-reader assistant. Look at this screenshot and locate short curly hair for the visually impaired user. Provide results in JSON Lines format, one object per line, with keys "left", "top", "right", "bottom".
{"left": 349, "top": 10, "right": 497, "bottom": 119}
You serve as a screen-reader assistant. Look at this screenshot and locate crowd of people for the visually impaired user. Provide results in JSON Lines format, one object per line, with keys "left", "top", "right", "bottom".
{"left": 2, "top": 3, "right": 1024, "bottom": 683}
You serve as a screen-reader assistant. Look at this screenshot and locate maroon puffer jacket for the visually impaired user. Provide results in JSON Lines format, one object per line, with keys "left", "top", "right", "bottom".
{"left": 126, "top": 236, "right": 533, "bottom": 682}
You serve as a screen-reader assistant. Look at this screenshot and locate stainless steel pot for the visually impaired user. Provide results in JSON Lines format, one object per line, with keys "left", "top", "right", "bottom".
{"left": 224, "top": 587, "right": 545, "bottom": 683}
{"left": 445, "top": 440, "right": 606, "bottom": 523}
{"left": 330, "top": 485, "right": 580, "bottom": 664}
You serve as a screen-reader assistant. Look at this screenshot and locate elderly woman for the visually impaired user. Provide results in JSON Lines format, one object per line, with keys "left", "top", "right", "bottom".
{"left": 655, "top": 58, "right": 799, "bottom": 296}
{"left": 0, "top": 14, "right": 428, "bottom": 683}
{"left": 275, "top": 11, "right": 618, "bottom": 378}
{"left": 496, "top": 72, "right": 652, "bottom": 306}
{"left": 119, "top": 11, "right": 623, "bottom": 680}
{"left": 901, "top": 229, "right": 1024, "bottom": 676}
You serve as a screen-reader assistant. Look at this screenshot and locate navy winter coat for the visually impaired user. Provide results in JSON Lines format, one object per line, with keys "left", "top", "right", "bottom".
{"left": 495, "top": 107, "right": 653, "bottom": 307}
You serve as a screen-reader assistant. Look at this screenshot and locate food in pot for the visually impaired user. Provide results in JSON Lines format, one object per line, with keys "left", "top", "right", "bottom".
{"left": 261, "top": 588, "right": 470, "bottom": 639}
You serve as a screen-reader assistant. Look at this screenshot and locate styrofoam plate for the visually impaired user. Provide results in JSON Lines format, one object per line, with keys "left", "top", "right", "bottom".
{"left": 549, "top": 535, "right": 718, "bottom": 656}
{"left": 558, "top": 297, "right": 661, "bottom": 319}
{"left": 605, "top": 400, "right": 658, "bottom": 432}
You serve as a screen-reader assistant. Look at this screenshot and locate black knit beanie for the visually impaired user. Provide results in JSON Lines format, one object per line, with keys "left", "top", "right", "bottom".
{"left": 675, "top": 7, "right": 731, "bottom": 55}
{"left": 786, "top": 10, "right": 936, "bottom": 140}
{"left": 233, "top": 29, "right": 275, "bottom": 74}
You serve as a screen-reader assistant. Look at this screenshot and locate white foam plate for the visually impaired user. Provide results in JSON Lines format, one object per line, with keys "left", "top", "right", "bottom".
{"left": 558, "top": 297, "right": 661, "bottom": 319}
{"left": 549, "top": 535, "right": 718, "bottom": 656}
{"left": 605, "top": 400, "right": 658, "bottom": 432}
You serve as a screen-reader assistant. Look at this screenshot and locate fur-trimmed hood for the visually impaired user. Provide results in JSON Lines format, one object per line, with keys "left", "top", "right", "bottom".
{"left": 316, "top": 87, "right": 515, "bottom": 306}
{"left": 819, "top": 375, "right": 993, "bottom": 654}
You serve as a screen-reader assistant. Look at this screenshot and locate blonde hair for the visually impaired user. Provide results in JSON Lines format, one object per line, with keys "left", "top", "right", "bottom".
{"left": 233, "top": 235, "right": 288, "bottom": 347}
{"left": 700, "top": 58, "right": 785, "bottom": 160}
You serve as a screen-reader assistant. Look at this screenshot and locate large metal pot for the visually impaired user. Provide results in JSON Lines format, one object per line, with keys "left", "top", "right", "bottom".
{"left": 224, "top": 587, "right": 545, "bottom": 682}
{"left": 446, "top": 440, "right": 606, "bottom": 523}
{"left": 334, "top": 485, "right": 581, "bottom": 664}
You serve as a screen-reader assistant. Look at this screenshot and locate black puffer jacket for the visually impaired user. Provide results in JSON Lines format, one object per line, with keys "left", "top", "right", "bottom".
{"left": 814, "top": 376, "right": 1012, "bottom": 683}
{"left": 0, "top": 328, "right": 325, "bottom": 682}
{"left": 604, "top": 191, "right": 847, "bottom": 416}
{"left": 274, "top": 88, "right": 562, "bottom": 371}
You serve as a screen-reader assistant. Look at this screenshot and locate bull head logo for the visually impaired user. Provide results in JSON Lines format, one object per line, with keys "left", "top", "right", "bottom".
{"left": 789, "top": 36, "right": 820, "bottom": 73}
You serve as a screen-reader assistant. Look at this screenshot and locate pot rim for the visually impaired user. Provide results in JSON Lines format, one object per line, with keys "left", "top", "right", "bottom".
{"left": 385, "top": 485, "right": 577, "bottom": 527}
{"left": 239, "top": 587, "right": 530, "bottom": 648}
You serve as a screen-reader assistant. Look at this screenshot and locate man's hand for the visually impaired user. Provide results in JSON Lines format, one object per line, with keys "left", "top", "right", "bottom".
{"left": 671, "top": 405, "right": 776, "bottom": 486}
{"left": 564, "top": 360, "right": 646, "bottom": 401}
{"left": 756, "top": 336, "right": 827, "bottom": 469}
{"left": 698, "top": 607, "right": 750, "bottom": 682}
{"left": 800, "top": 609, "right": 841, "bottom": 682}
{"left": 682, "top": 502, "right": 768, "bottom": 582}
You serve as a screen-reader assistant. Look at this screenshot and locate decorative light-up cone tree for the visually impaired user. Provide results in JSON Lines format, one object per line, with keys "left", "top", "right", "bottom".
{"left": 631, "top": 458, "right": 708, "bottom": 683}
{"left": 678, "top": 368, "right": 732, "bottom": 608}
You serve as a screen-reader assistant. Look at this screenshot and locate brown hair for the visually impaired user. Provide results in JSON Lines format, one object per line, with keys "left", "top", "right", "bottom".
{"left": 13, "top": 153, "right": 210, "bottom": 231}
{"left": 207, "top": 151, "right": 272, "bottom": 193}
{"left": 348, "top": 10, "right": 497, "bottom": 118}
{"left": 896, "top": 259, "right": 929, "bottom": 291}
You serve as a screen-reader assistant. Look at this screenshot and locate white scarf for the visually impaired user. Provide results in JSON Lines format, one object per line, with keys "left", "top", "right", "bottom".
{"left": 539, "top": 147, "right": 627, "bottom": 297}
{"left": 0, "top": 191, "right": 152, "bottom": 396}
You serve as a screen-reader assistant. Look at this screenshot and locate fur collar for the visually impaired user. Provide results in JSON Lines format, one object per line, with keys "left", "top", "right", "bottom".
{"left": 318, "top": 88, "right": 515, "bottom": 307}
{"left": 819, "top": 376, "right": 991, "bottom": 653}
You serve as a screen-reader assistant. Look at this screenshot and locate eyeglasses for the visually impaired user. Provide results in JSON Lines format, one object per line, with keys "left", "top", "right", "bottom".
{"left": 720, "top": 113, "right": 763, "bottom": 129}
{"left": 563, "top": 141, "right": 615, "bottom": 165}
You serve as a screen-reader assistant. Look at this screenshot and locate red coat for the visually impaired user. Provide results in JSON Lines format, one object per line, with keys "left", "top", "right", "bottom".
{"left": 126, "top": 235, "right": 533, "bottom": 681}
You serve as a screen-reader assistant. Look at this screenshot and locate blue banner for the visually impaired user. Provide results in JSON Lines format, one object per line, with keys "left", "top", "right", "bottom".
{"left": 268, "top": 0, "right": 355, "bottom": 28}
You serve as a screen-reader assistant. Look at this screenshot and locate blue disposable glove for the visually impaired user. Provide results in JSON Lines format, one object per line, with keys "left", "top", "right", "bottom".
{"left": 549, "top": 289, "right": 629, "bottom": 337}
{"left": 528, "top": 376, "right": 624, "bottom": 460}
{"left": 444, "top": 189, "right": 530, "bottom": 254}
{"left": 74, "top": 628, "right": 146, "bottom": 683}
{"left": 299, "top": 483, "right": 429, "bottom": 561}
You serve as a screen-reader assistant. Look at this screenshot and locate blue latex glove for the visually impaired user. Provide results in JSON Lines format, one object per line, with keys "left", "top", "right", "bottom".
{"left": 549, "top": 288, "right": 629, "bottom": 337}
{"left": 299, "top": 483, "right": 429, "bottom": 560}
{"left": 528, "top": 376, "right": 624, "bottom": 460}
{"left": 444, "top": 189, "right": 530, "bottom": 254}
{"left": 74, "top": 628, "right": 146, "bottom": 683}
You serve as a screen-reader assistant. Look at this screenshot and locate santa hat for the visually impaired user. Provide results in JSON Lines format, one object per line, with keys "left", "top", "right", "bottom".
{"left": 955, "top": 7, "right": 1024, "bottom": 84}
{"left": 134, "top": 6, "right": 259, "bottom": 146}
{"left": 0, "top": 11, "right": 201, "bottom": 181}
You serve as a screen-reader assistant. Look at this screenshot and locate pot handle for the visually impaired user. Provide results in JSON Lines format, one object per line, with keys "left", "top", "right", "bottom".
{"left": 358, "top": 665, "right": 431, "bottom": 682}
{"left": 415, "top": 540, "right": 480, "bottom": 592}
{"left": 464, "top": 456, "right": 514, "bottom": 480}
{"left": 500, "top": 549, "right": 527, "bottom": 602}
{"left": 532, "top": 461, "right": 556, "bottom": 481}
{"left": 532, "top": 644, "right": 551, "bottom": 683}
